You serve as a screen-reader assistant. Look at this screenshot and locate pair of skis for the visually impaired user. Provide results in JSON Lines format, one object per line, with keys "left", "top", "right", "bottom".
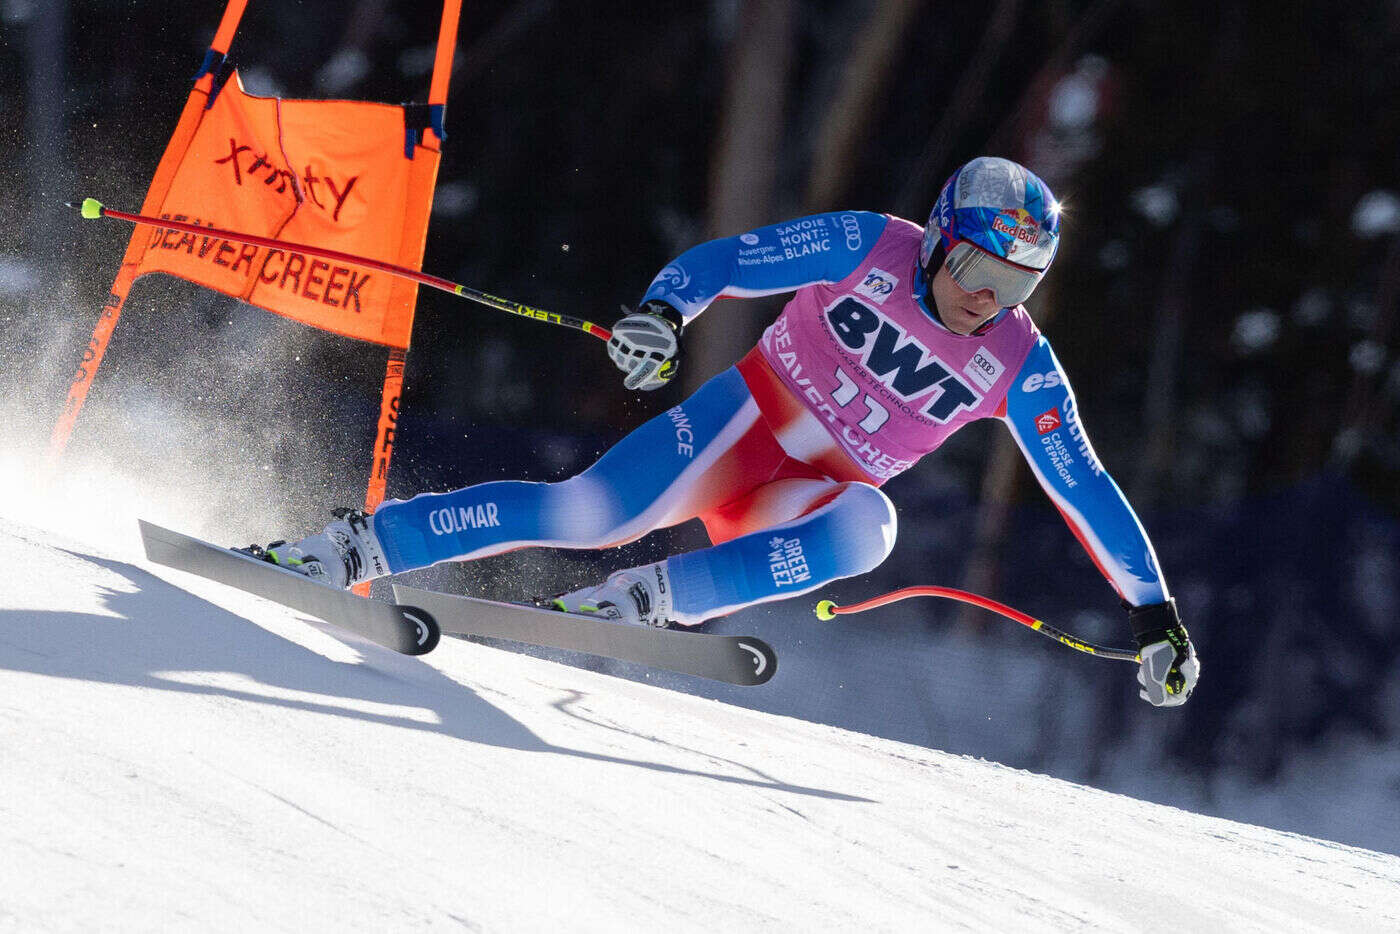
{"left": 138, "top": 521, "right": 776, "bottom": 686}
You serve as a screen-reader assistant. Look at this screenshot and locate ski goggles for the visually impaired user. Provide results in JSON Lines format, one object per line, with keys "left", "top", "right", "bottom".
{"left": 944, "top": 240, "right": 1046, "bottom": 307}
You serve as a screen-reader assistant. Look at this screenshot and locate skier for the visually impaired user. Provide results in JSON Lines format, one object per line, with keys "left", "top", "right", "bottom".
{"left": 253, "top": 156, "right": 1199, "bottom": 707}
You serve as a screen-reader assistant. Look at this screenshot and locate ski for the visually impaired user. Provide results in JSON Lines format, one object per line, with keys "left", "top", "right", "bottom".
{"left": 392, "top": 584, "right": 777, "bottom": 686}
{"left": 139, "top": 520, "right": 440, "bottom": 656}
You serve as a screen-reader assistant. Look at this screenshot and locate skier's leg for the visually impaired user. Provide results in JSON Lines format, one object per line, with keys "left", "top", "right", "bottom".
{"left": 372, "top": 368, "right": 768, "bottom": 573}
{"left": 556, "top": 479, "right": 897, "bottom": 627}
{"left": 259, "top": 366, "right": 791, "bottom": 587}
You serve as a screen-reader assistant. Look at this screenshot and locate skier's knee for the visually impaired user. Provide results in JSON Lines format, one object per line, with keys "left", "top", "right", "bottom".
{"left": 833, "top": 483, "right": 897, "bottom": 573}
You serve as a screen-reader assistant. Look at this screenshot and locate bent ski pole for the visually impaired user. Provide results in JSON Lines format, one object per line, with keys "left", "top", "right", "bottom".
{"left": 815, "top": 586, "right": 1139, "bottom": 662}
{"left": 68, "top": 198, "right": 612, "bottom": 343}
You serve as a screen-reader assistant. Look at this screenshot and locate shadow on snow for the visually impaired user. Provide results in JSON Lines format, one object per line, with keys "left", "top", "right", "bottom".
{"left": 0, "top": 549, "right": 870, "bottom": 804}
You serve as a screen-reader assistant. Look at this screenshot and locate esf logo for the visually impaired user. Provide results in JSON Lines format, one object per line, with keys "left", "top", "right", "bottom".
{"left": 824, "top": 297, "right": 980, "bottom": 422}
{"left": 840, "top": 214, "right": 863, "bottom": 251}
{"left": 1020, "top": 371, "right": 1063, "bottom": 392}
{"left": 429, "top": 503, "right": 501, "bottom": 535}
{"left": 854, "top": 268, "right": 898, "bottom": 305}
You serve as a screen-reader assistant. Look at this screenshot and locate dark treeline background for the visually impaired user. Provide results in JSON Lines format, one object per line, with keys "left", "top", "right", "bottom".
{"left": 2, "top": 1, "right": 1398, "bottom": 851}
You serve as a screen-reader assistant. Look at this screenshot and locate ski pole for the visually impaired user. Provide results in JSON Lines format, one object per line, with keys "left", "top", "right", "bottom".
{"left": 815, "top": 586, "right": 1140, "bottom": 662}
{"left": 68, "top": 198, "right": 613, "bottom": 343}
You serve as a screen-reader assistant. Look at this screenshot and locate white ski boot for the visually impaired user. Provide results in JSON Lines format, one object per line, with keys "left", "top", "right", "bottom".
{"left": 245, "top": 508, "right": 390, "bottom": 590}
{"left": 548, "top": 562, "right": 676, "bottom": 628}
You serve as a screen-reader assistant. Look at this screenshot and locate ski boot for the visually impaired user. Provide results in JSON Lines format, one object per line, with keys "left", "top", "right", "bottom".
{"left": 545, "top": 562, "right": 676, "bottom": 629}
{"left": 240, "top": 508, "right": 390, "bottom": 590}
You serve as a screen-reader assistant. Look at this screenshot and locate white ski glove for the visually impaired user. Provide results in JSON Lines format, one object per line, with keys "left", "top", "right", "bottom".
{"left": 1129, "top": 598, "right": 1199, "bottom": 707}
{"left": 608, "top": 300, "right": 683, "bottom": 391}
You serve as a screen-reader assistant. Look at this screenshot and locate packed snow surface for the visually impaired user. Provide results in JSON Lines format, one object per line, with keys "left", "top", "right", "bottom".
{"left": 2, "top": 520, "right": 1398, "bottom": 932}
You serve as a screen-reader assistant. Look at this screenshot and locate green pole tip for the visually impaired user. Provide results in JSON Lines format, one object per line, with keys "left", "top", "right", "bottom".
{"left": 80, "top": 198, "right": 104, "bottom": 220}
{"left": 814, "top": 599, "right": 837, "bottom": 621}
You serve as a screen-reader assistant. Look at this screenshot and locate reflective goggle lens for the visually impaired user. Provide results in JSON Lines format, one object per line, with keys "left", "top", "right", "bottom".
{"left": 944, "top": 241, "right": 1043, "bottom": 306}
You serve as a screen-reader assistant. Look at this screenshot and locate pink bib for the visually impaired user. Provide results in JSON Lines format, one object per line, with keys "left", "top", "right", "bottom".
{"left": 755, "top": 217, "right": 1040, "bottom": 482}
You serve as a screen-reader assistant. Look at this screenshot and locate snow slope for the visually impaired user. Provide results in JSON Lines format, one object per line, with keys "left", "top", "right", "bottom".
{"left": 2, "top": 520, "right": 1398, "bottom": 932}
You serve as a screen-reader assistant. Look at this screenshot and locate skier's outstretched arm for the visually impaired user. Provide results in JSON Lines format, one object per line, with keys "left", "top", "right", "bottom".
{"left": 641, "top": 211, "right": 891, "bottom": 322}
{"left": 606, "top": 212, "right": 890, "bottom": 390}
{"left": 1000, "top": 337, "right": 1200, "bottom": 706}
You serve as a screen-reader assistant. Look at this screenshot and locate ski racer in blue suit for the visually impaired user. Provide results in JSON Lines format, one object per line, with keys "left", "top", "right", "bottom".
{"left": 257, "top": 157, "right": 1199, "bottom": 708}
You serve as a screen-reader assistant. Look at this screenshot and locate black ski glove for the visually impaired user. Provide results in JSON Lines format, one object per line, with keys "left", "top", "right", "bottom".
{"left": 609, "top": 299, "right": 684, "bottom": 391}
{"left": 1129, "top": 597, "right": 1199, "bottom": 707}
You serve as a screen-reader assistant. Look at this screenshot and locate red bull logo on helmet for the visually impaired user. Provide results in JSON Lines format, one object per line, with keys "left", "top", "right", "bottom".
{"left": 991, "top": 208, "right": 1041, "bottom": 245}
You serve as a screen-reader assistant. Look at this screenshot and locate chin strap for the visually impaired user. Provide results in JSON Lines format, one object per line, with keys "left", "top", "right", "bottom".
{"left": 913, "top": 256, "right": 952, "bottom": 331}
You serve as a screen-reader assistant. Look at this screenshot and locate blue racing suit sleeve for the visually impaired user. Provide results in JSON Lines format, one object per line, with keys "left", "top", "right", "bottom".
{"left": 1001, "top": 337, "right": 1170, "bottom": 607}
{"left": 641, "top": 211, "right": 890, "bottom": 323}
